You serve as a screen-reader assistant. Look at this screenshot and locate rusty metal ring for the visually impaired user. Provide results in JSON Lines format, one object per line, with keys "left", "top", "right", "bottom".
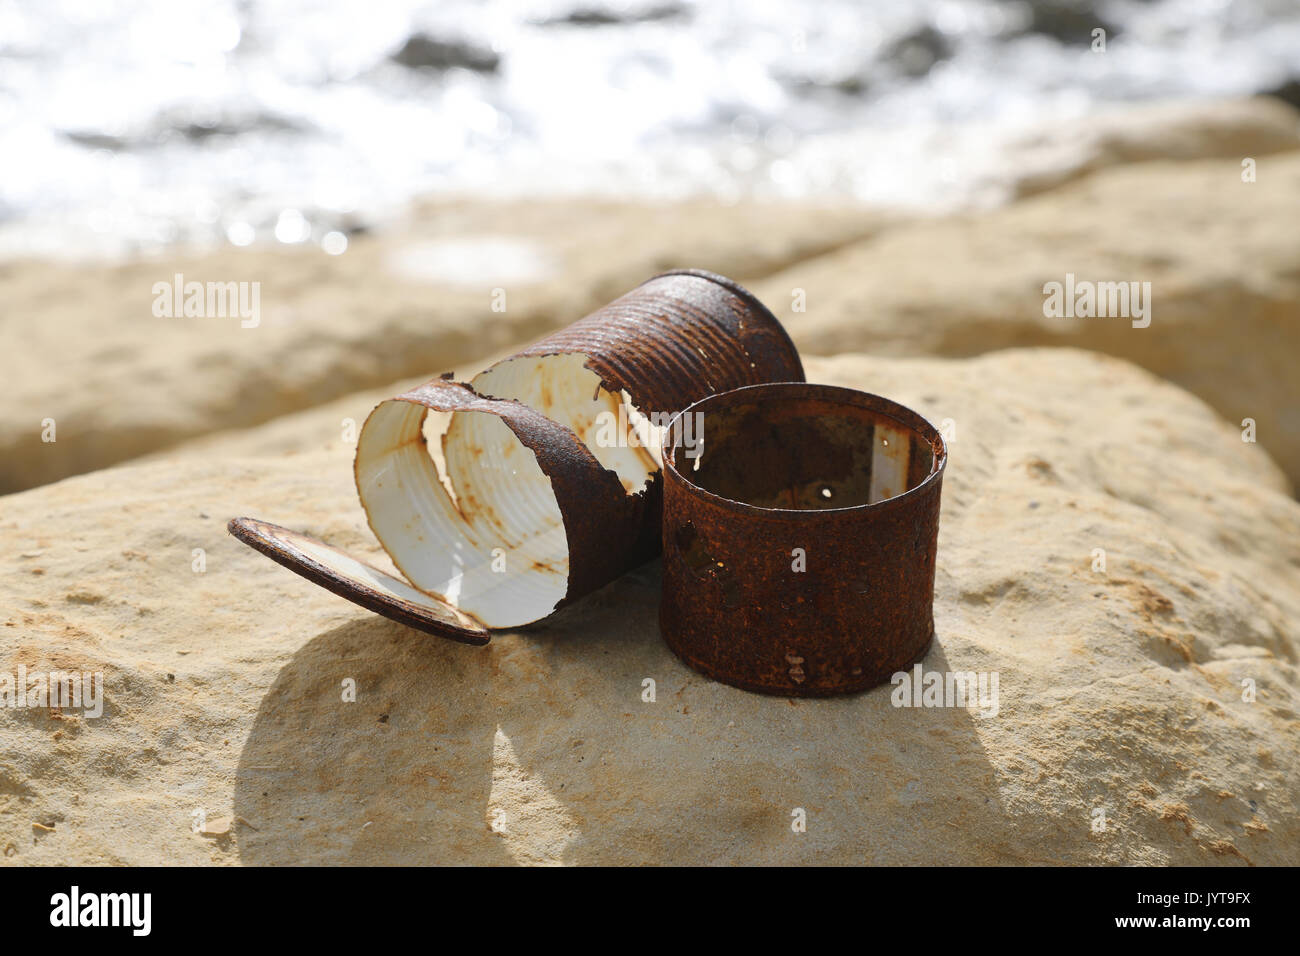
{"left": 659, "top": 382, "right": 947, "bottom": 696}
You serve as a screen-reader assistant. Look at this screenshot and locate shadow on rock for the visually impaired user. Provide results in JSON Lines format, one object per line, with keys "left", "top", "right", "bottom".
{"left": 234, "top": 561, "right": 1003, "bottom": 864}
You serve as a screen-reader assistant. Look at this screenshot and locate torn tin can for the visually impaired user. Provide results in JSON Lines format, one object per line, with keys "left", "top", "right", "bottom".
{"left": 659, "top": 382, "right": 947, "bottom": 697}
{"left": 229, "top": 269, "right": 804, "bottom": 644}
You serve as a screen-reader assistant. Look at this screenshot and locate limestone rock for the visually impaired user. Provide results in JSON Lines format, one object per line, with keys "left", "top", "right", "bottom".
{"left": 1, "top": 349, "right": 1295, "bottom": 865}
{"left": 755, "top": 151, "right": 1300, "bottom": 485}
{"left": 996, "top": 97, "right": 1300, "bottom": 199}
{"left": 0, "top": 200, "right": 880, "bottom": 494}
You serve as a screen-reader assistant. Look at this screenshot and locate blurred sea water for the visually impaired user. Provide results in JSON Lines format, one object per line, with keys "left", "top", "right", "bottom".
{"left": 1, "top": 0, "right": 1298, "bottom": 258}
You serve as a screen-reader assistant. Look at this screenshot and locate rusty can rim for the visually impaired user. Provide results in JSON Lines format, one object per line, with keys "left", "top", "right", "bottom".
{"left": 661, "top": 381, "right": 948, "bottom": 519}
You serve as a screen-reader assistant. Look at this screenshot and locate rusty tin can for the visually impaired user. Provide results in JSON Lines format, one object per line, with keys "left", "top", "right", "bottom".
{"left": 659, "top": 382, "right": 947, "bottom": 696}
{"left": 497, "top": 268, "right": 805, "bottom": 425}
{"left": 231, "top": 271, "right": 804, "bottom": 645}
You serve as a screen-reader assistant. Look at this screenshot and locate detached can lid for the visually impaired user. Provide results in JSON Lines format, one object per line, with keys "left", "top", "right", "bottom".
{"left": 228, "top": 517, "right": 491, "bottom": 645}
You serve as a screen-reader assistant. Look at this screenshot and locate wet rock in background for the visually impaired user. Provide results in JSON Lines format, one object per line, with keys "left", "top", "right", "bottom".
{"left": 389, "top": 33, "right": 500, "bottom": 72}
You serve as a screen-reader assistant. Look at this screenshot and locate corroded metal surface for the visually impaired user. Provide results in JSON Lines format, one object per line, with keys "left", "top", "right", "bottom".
{"left": 501, "top": 269, "right": 805, "bottom": 421}
{"left": 478, "top": 268, "right": 806, "bottom": 550}
{"left": 660, "top": 383, "right": 947, "bottom": 697}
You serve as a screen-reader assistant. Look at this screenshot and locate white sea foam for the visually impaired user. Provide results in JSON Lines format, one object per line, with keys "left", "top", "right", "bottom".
{"left": 1, "top": 0, "right": 1297, "bottom": 259}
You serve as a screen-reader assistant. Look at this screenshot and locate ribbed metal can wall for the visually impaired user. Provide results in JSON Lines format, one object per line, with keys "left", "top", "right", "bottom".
{"left": 504, "top": 269, "right": 805, "bottom": 425}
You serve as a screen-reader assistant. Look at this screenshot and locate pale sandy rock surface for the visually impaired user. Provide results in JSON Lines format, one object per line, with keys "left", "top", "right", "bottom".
{"left": 990, "top": 96, "right": 1300, "bottom": 200}
{"left": 0, "top": 200, "right": 881, "bottom": 494}
{"left": 2, "top": 349, "right": 1296, "bottom": 865}
{"left": 753, "top": 148, "right": 1300, "bottom": 485}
